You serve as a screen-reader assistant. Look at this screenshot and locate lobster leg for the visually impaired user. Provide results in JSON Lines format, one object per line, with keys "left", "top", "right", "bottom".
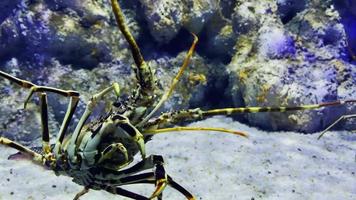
{"left": 0, "top": 71, "right": 79, "bottom": 111}
{"left": 0, "top": 137, "right": 43, "bottom": 164}
{"left": 67, "top": 83, "right": 120, "bottom": 162}
{"left": 103, "top": 186, "right": 149, "bottom": 200}
{"left": 73, "top": 186, "right": 89, "bottom": 200}
{"left": 167, "top": 175, "right": 195, "bottom": 200}
{"left": 96, "top": 155, "right": 194, "bottom": 199}
{"left": 38, "top": 92, "right": 51, "bottom": 157}
{"left": 53, "top": 95, "right": 79, "bottom": 157}
{"left": 150, "top": 156, "right": 168, "bottom": 199}
{"left": 113, "top": 172, "right": 195, "bottom": 200}
{"left": 0, "top": 70, "right": 80, "bottom": 161}
{"left": 124, "top": 177, "right": 195, "bottom": 200}
{"left": 0, "top": 71, "right": 80, "bottom": 99}
{"left": 318, "top": 114, "right": 356, "bottom": 139}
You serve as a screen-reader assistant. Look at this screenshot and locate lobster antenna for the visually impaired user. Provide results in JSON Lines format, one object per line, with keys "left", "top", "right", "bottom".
{"left": 111, "top": 0, "right": 155, "bottom": 102}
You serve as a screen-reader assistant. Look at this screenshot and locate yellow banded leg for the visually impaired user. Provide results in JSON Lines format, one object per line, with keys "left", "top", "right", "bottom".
{"left": 102, "top": 156, "right": 168, "bottom": 198}
{"left": 0, "top": 70, "right": 78, "bottom": 97}
{"left": 53, "top": 96, "right": 80, "bottom": 157}
{"left": 39, "top": 93, "right": 50, "bottom": 155}
{"left": 38, "top": 92, "right": 56, "bottom": 165}
{"left": 318, "top": 114, "right": 356, "bottom": 139}
{"left": 167, "top": 176, "right": 196, "bottom": 200}
{"left": 0, "top": 70, "right": 80, "bottom": 107}
{"left": 67, "top": 83, "right": 120, "bottom": 161}
{"left": 150, "top": 158, "right": 168, "bottom": 199}
{"left": 23, "top": 85, "right": 79, "bottom": 109}
{"left": 114, "top": 173, "right": 195, "bottom": 200}
{"left": 138, "top": 33, "right": 199, "bottom": 127}
{"left": 101, "top": 185, "right": 150, "bottom": 200}
{"left": 0, "top": 70, "right": 82, "bottom": 161}
{"left": 101, "top": 155, "right": 194, "bottom": 200}
{"left": 0, "top": 137, "right": 43, "bottom": 164}
{"left": 73, "top": 186, "right": 90, "bottom": 200}
{"left": 96, "top": 156, "right": 190, "bottom": 199}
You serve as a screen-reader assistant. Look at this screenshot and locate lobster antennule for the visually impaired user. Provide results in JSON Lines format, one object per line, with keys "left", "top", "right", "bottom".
{"left": 143, "top": 126, "right": 248, "bottom": 138}
{"left": 137, "top": 33, "right": 199, "bottom": 127}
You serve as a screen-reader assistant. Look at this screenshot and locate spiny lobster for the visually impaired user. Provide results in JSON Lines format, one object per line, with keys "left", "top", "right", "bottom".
{"left": 0, "top": 0, "right": 354, "bottom": 199}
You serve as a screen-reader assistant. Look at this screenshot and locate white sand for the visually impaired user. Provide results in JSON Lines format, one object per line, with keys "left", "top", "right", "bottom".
{"left": 0, "top": 116, "right": 355, "bottom": 200}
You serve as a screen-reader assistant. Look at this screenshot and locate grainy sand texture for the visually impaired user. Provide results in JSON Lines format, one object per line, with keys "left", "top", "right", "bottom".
{"left": 0, "top": 117, "right": 355, "bottom": 200}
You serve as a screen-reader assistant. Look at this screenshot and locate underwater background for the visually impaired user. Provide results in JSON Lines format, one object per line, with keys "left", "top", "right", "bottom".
{"left": 0, "top": 0, "right": 355, "bottom": 199}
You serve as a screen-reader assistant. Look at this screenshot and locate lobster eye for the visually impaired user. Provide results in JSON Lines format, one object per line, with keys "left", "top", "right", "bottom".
{"left": 113, "top": 100, "right": 127, "bottom": 114}
{"left": 113, "top": 101, "right": 122, "bottom": 107}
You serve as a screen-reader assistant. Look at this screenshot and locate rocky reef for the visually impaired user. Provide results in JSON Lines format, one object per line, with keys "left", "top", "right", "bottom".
{"left": 228, "top": 0, "right": 356, "bottom": 132}
{"left": 0, "top": 0, "right": 355, "bottom": 143}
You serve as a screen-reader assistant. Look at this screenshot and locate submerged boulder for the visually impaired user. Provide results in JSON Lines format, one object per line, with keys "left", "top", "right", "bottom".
{"left": 228, "top": 2, "right": 355, "bottom": 132}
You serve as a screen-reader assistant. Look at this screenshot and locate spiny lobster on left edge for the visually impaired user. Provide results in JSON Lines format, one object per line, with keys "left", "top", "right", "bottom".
{"left": 0, "top": 0, "right": 355, "bottom": 199}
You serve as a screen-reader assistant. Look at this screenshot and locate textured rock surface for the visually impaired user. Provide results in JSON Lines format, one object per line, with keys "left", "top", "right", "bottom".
{"left": 333, "top": 0, "right": 356, "bottom": 56}
{"left": 277, "top": 0, "right": 308, "bottom": 24}
{"left": 228, "top": 1, "right": 356, "bottom": 132}
{"left": 0, "top": 0, "right": 135, "bottom": 68}
{"left": 139, "top": 0, "right": 184, "bottom": 42}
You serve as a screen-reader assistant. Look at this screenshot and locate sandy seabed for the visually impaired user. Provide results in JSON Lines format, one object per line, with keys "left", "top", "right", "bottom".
{"left": 0, "top": 116, "right": 355, "bottom": 200}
